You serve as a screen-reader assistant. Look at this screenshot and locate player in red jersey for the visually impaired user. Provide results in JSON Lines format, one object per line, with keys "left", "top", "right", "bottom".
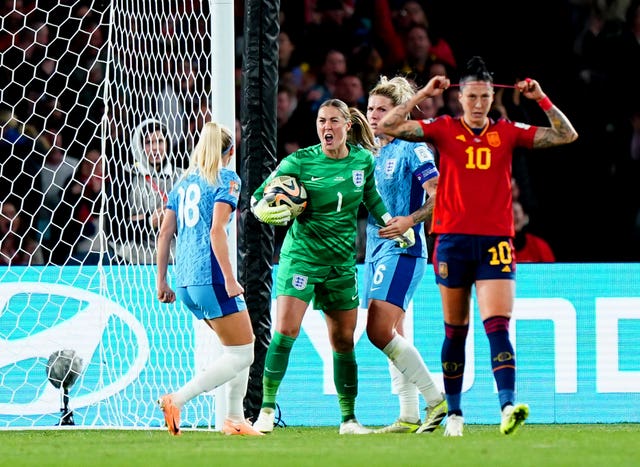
{"left": 378, "top": 56, "right": 578, "bottom": 436}
{"left": 513, "top": 200, "right": 556, "bottom": 262}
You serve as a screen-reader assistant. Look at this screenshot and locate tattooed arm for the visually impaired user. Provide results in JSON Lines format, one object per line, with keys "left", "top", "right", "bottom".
{"left": 379, "top": 75, "right": 450, "bottom": 142}
{"left": 379, "top": 175, "right": 439, "bottom": 239}
{"left": 516, "top": 78, "right": 579, "bottom": 148}
{"left": 412, "top": 176, "right": 438, "bottom": 228}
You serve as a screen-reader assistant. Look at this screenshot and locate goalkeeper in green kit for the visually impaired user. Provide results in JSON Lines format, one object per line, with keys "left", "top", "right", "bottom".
{"left": 251, "top": 98, "right": 413, "bottom": 434}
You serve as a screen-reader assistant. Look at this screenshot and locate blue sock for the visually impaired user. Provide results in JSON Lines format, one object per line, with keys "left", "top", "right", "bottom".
{"left": 441, "top": 322, "right": 468, "bottom": 416}
{"left": 484, "top": 316, "right": 516, "bottom": 409}
{"left": 445, "top": 393, "right": 462, "bottom": 416}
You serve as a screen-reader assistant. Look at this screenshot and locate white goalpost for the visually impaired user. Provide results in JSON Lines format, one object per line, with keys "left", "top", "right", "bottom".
{"left": 0, "top": 0, "right": 235, "bottom": 430}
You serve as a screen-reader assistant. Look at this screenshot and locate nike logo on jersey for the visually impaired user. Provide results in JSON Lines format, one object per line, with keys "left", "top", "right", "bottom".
{"left": 311, "top": 176, "right": 325, "bottom": 181}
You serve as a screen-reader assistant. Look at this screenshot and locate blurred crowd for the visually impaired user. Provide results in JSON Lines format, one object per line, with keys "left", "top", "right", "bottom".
{"left": 1, "top": 0, "right": 639, "bottom": 265}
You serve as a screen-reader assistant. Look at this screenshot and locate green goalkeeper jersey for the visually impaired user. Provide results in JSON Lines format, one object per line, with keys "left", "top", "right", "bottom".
{"left": 254, "top": 143, "right": 390, "bottom": 266}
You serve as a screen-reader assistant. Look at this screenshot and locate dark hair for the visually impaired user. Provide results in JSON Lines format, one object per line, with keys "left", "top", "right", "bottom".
{"left": 459, "top": 56, "right": 493, "bottom": 86}
{"left": 139, "top": 121, "right": 169, "bottom": 150}
{"left": 142, "top": 120, "right": 166, "bottom": 135}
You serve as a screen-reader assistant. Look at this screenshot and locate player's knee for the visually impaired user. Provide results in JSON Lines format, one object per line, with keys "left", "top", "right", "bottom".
{"left": 275, "top": 325, "right": 301, "bottom": 339}
{"left": 224, "top": 343, "right": 254, "bottom": 371}
{"left": 366, "top": 324, "right": 393, "bottom": 350}
{"left": 331, "top": 335, "right": 354, "bottom": 353}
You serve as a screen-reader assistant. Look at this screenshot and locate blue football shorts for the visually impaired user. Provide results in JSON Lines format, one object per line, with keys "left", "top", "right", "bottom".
{"left": 363, "top": 253, "right": 426, "bottom": 310}
{"left": 433, "top": 234, "right": 516, "bottom": 288}
{"left": 176, "top": 284, "right": 246, "bottom": 320}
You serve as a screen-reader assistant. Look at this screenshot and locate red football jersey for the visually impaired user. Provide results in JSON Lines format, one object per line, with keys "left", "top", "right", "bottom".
{"left": 418, "top": 116, "right": 536, "bottom": 236}
{"left": 516, "top": 233, "right": 556, "bottom": 262}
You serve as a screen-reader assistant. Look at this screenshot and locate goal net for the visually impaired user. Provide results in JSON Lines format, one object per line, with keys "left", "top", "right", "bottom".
{"left": 0, "top": 0, "right": 229, "bottom": 429}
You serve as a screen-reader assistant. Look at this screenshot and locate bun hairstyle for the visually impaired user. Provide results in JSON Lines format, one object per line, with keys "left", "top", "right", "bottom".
{"left": 459, "top": 56, "right": 493, "bottom": 86}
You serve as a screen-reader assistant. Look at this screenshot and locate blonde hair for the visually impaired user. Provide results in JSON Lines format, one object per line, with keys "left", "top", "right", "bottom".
{"left": 319, "top": 99, "right": 378, "bottom": 153}
{"left": 185, "top": 121, "right": 233, "bottom": 185}
{"left": 369, "top": 75, "right": 416, "bottom": 111}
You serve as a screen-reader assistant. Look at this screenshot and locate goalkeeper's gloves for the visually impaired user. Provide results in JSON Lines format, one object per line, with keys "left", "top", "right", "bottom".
{"left": 251, "top": 194, "right": 291, "bottom": 226}
{"left": 393, "top": 227, "right": 415, "bottom": 248}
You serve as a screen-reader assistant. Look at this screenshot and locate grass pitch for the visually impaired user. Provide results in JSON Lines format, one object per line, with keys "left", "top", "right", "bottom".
{"left": 1, "top": 424, "right": 637, "bottom": 467}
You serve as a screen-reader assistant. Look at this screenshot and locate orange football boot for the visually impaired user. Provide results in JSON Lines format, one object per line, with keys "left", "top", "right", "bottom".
{"left": 157, "top": 394, "right": 181, "bottom": 436}
{"left": 222, "top": 419, "right": 265, "bottom": 436}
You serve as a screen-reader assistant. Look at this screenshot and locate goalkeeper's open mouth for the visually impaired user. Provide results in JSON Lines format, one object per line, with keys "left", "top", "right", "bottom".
{"left": 323, "top": 133, "right": 340, "bottom": 150}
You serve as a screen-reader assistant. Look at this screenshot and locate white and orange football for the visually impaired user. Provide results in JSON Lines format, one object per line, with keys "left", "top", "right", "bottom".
{"left": 264, "top": 175, "right": 308, "bottom": 219}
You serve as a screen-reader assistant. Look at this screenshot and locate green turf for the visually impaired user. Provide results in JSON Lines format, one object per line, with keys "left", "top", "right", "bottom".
{"left": 1, "top": 425, "right": 638, "bottom": 467}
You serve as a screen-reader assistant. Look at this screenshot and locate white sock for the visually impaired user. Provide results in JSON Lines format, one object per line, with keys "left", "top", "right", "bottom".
{"left": 388, "top": 359, "right": 420, "bottom": 422}
{"left": 174, "top": 341, "right": 254, "bottom": 409}
{"left": 226, "top": 366, "right": 250, "bottom": 423}
{"left": 383, "top": 334, "right": 442, "bottom": 408}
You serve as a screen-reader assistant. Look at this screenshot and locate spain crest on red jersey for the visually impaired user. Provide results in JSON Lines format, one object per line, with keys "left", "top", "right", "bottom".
{"left": 487, "top": 131, "right": 501, "bottom": 147}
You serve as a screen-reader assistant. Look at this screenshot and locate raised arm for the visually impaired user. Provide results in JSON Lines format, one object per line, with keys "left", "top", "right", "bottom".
{"left": 516, "top": 78, "right": 579, "bottom": 148}
{"left": 379, "top": 75, "right": 450, "bottom": 141}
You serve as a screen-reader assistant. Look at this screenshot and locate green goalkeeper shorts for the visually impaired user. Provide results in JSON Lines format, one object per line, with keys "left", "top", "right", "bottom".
{"left": 276, "top": 255, "right": 359, "bottom": 311}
